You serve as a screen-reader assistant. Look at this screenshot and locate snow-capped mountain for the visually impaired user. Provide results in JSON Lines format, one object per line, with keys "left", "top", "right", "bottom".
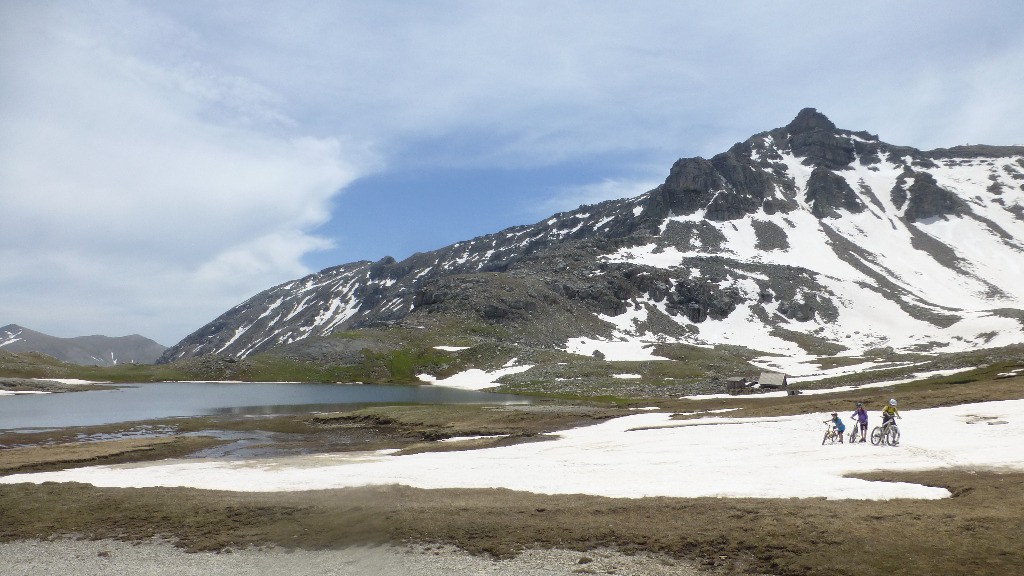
{"left": 160, "top": 108, "right": 1024, "bottom": 363}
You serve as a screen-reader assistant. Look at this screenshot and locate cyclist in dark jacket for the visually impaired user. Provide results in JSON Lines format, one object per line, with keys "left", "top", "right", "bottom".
{"left": 850, "top": 402, "right": 868, "bottom": 442}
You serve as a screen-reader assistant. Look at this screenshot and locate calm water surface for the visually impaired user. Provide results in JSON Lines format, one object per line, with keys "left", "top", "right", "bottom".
{"left": 0, "top": 382, "right": 530, "bottom": 431}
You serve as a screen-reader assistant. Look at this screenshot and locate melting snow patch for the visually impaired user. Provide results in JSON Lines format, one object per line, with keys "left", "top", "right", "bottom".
{"left": 31, "top": 378, "right": 102, "bottom": 385}
{"left": 675, "top": 408, "right": 741, "bottom": 416}
{"left": 439, "top": 435, "right": 508, "bottom": 443}
{"left": 564, "top": 337, "right": 669, "bottom": 361}
{"left": 417, "top": 364, "right": 533, "bottom": 391}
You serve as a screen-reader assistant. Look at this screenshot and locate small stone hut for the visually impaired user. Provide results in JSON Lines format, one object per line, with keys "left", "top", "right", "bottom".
{"left": 758, "top": 371, "right": 788, "bottom": 389}
{"left": 725, "top": 376, "right": 748, "bottom": 393}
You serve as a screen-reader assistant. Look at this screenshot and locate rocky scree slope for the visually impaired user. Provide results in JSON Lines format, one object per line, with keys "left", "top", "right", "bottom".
{"left": 160, "top": 108, "right": 1024, "bottom": 363}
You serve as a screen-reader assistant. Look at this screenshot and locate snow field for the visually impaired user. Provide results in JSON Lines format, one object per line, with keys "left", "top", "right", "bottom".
{"left": 4, "top": 399, "right": 1022, "bottom": 501}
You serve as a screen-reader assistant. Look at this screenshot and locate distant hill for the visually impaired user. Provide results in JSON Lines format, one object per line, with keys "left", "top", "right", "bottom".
{"left": 0, "top": 324, "right": 166, "bottom": 366}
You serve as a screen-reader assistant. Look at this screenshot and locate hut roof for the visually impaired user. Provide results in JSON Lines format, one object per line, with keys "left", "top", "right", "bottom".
{"left": 758, "top": 371, "right": 788, "bottom": 387}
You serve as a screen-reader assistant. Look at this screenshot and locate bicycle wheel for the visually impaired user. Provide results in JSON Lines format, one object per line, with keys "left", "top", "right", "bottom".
{"left": 848, "top": 427, "right": 858, "bottom": 443}
{"left": 886, "top": 425, "right": 900, "bottom": 446}
{"left": 870, "top": 426, "right": 883, "bottom": 445}
{"left": 822, "top": 430, "right": 832, "bottom": 445}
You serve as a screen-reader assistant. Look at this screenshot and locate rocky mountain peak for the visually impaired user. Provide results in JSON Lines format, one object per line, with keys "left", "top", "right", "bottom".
{"left": 784, "top": 107, "right": 837, "bottom": 134}
{"left": 777, "top": 109, "right": 856, "bottom": 169}
{"left": 159, "top": 109, "right": 1024, "bottom": 363}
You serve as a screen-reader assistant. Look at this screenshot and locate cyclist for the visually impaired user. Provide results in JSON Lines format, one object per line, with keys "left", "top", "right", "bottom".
{"left": 881, "top": 398, "right": 901, "bottom": 429}
{"left": 850, "top": 402, "right": 868, "bottom": 442}
{"left": 823, "top": 412, "right": 846, "bottom": 443}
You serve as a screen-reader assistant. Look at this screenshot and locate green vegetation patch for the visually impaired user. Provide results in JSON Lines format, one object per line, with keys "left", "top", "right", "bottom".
{"left": 311, "top": 403, "right": 627, "bottom": 441}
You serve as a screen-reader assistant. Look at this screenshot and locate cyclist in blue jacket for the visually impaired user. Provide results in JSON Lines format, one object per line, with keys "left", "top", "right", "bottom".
{"left": 824, "top": 412, "right": 846, "bottom": 443}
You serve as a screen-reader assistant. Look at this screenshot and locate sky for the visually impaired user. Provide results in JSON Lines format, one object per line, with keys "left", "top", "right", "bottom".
{"left": 2, "top": 1, "right": 1024, "bottom": 347}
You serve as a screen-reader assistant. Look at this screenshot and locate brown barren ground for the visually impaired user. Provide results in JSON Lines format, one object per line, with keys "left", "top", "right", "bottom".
{"left": 1, "top": 471, "right": 1022, "bottom": 576}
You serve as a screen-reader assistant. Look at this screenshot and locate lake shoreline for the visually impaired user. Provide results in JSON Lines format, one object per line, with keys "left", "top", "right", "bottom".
{"left": 0, "top": 380, "right": 532, "bottom": 430}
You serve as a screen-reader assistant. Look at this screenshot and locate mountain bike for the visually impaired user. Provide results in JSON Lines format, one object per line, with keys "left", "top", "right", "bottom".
{"left": 848, "top": 421, "right": 862, "bottom": 443}
{"left": 822, "top": 423, "right": 843, "bottom": 445}
{"left": 870, "top": 420, "right": 900, "bottom": 446}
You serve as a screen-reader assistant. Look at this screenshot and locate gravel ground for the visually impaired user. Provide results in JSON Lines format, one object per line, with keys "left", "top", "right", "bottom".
{"left": 0, "top": 539, "right": 710, "bottom": 576}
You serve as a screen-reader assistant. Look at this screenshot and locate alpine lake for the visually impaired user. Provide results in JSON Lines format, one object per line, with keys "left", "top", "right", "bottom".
{"left": 0, "top": 381, "right": 530, "bottom": 431}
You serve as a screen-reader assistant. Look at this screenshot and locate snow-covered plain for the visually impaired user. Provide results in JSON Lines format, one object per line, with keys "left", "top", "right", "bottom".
{"left": 4, "top": 399, "right": 1022, "bottom": 501}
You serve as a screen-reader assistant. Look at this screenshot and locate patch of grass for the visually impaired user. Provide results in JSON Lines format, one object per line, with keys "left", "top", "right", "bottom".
{"left": 813, "top": 355, "right": 872, "bottom": 370}
{"left": 770, "top": 325, "right": 848, "bottom": 356}
{"left": 343, "top": 347, "right": 455, "bottom": 384}
{"left": 0, "top": 436, "right": 222, "bottom": 475}
{"left": 311, "top": 404, "right": 627, "bottom": 441}
{"left": 500, "top": 389, "right": 641, "bottom": 405}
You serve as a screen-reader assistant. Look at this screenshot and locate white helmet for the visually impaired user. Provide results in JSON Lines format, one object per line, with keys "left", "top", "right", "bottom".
{"left": 889, "top": 398, "right": 897, "bottom": 406}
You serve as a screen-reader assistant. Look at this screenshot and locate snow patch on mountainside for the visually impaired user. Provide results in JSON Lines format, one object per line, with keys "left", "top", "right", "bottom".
{"left": 588, "top": 148, "right": 1024, "bottom": 357}
{"left": 564, "top": 337, "right": 669, "bottom": 361}
{"left": 417, "top": 362, "right": 534, "bottom": 390}
{"left": 0, "top": 327, "right": 23, "bottom": 348}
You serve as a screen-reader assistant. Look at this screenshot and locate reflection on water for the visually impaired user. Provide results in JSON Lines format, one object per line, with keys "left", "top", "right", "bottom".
{"left": 0, "top": 382, "right": 529, "bottom": 431}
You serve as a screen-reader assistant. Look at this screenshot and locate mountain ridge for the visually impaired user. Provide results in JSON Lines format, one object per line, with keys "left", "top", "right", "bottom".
{"left": 159, "top": 108, "right": 1024, "bottom": 364}
{"left": 0, "top": 324, "right": 166, "bottom": 366}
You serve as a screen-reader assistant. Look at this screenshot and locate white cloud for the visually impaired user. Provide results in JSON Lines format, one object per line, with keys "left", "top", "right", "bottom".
{"left": 0, "top": 2, "right": 375, "bottom": 344}
{"left": 537, "top": 178, "right": 662, "bottom": 216}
